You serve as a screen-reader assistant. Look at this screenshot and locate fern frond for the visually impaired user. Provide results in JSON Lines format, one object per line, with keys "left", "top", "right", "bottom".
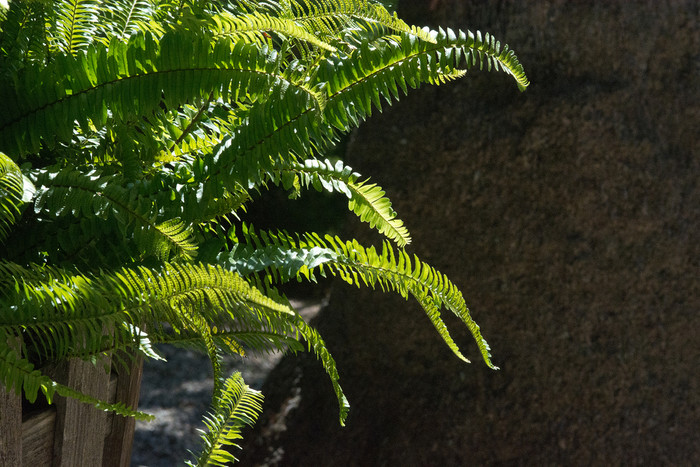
{"left": 199, "top": 85, "right": 325, "bottom": 196}
{"left": 1, "top": 259, "right": 312, "bottom": 398}
{"left": 160, "top": 328, "right": 305, "bottom": 357}
{"left": 31, "top": 168, "right": 197, "bottom": 261}
{"left": 187, "top": 372, "right": 264, "bottom": 467}
{"left": 347, "top": 178, "right": 410, "bottom": 246}
{"left": 106, "top": 262, "right": 296, "bottom": 330}
{"left": 288, "top": 0, "right": 434, "bottom": 44}
{"left": 0, "top": 2, "right": 49, "bottom": 73}
{"left": 447, "top": 27, "right": 530, "bottom": 90}
{"left": 95, "top": 0, "right": 157, "bottom": 41}
{"left": 319, "top": 28, "right": 528, "bottom": 132}
{"left": 211, "top": 10, "right": 336, "bottom": 52}
{"left": 292, "top": 314, "right": 350, "bottom": 424}
{"left": 0, "top": 262, "right": 132, "bottom": 363}
{"left": 50, "top": 0, "right": 99, "bottom": 55}
{"left": 0, "top": 152, "right": 26, "bottom": 241}
{"left": 119, "top": 253, "right": 350, "bottom": 423}
{"left": 198, "top": 26, "right": 528, "bottom": 200}
{"left": 0, "top": 259, "right": 304, "bottom": 364}
{"left": 0, "top": 29, "right": 320, "bottom": 157}
{"left": 280, "top": 158, "right": 411, "bottom": 246}
{"left": 154, "top": 99, "right": 243, "bottom": 162}
{"left": 221, "top": 228, "right": 497, "bottom": 369}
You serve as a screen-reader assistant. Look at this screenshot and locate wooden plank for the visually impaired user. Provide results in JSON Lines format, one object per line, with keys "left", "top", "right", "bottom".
{"left": 102, "top": 353, "right": 144, "bottom": 467}
{"left": 0, "top": 379, "right": 23, "bottom": 465}
{"left": 103, "top": 374, "right": 119, "bottom": 438}
{"left": 51, "top": 356, "right": 112, "bottom": 467}
{"left": 20, "top": 363, "right": 120, "bottom": 466}
{"left": 0, "top": 337, "right": 23, "bottom": 466}
{"left": 22, "top": 409, "right": 55, "bottom": 466}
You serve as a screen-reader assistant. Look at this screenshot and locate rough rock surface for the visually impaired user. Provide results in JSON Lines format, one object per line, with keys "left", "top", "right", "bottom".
{"left": 239, "top": 1, "right": 699, "bottom": 465}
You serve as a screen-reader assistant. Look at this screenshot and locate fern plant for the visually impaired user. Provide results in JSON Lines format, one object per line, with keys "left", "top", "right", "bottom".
{"left": 0, "top": 0, "right": 528, "bottom": 463}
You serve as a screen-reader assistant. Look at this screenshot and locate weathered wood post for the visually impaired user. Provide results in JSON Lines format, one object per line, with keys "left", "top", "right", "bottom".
{"left": 0, "top": 350, "right": 144, "bottom": 466}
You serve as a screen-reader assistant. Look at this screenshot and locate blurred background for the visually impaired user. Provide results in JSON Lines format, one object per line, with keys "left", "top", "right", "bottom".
{"left": 134, "top": 1, "right": 698, "bottom": 465}
{"left": 238, "top": 1, "right": 699, "bottom": 465}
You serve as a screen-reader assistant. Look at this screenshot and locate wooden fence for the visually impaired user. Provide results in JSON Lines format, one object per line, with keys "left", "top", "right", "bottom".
{"left": 1, "top": 351, "right": 143, "bottom": 467}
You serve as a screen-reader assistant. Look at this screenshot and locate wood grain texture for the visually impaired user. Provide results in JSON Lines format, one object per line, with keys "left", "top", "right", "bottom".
{"left": 0, "top": 381, "right": 22, "bottom": 466}
{"left": 102, "top": 353, "right": 144, "bottom": 467}
{"left": 51, "top": 356, "right": 112, "bottom": 467}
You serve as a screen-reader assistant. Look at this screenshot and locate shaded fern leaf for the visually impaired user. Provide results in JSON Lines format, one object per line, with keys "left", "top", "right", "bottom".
{"left": 31, "top": 168, "right": 197, "bottom": 261}
{"left": 199, "top": 84, "right": 325, "bottom": 196}
{"left": 95, "top": 0, "right": 157, "bottom": 41}
{"left": 0, "top": 2, "right": 49, "bottom": 73}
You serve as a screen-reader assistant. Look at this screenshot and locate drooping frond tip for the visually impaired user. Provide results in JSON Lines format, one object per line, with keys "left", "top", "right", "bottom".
{"left": 187, "top": 372, "right": 264, "bottom": 466}
{"left": 223, "top": 227, "right": 498, "bottom": 370}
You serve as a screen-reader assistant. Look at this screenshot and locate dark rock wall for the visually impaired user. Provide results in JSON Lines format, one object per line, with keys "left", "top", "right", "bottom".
{"left": 241, "top": 1, "right": 699, "bottom": 465}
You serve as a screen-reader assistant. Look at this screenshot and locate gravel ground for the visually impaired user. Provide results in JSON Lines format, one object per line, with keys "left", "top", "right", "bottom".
{"left": 130, "top": 299, "right": 322, "bottom": 466}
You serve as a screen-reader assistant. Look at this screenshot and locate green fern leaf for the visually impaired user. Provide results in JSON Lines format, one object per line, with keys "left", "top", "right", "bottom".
{"left": 348, "top": 178, "right": 411, "bottom": 246}
{"left": 282, "top": 158, "right": 411, "bottom": 246}
{"left": 223, "top": 228, "right": 497, "bottom": 369}
{"left": 0, "top": 2, "right": 49, "bottom": 71}
{"left": 187, "top": 372, "right": 264, "bottom": 466}
{"left": 95, "top": 0, "right": 157, "bottom": 41}
{"left": 0, "top": 152, "right": 26, "bottom": 240}
{"left": 31, "top": 168, "right": 197, "bottom": 261}
{"left": 211, "top": 10, "right": 336, "bottom": 52}
{"left": 0, "top": 29, "right": 321, "bottom": 157}
{"left": 318, "top": 27, "right": 528, "bottom": 131}
{"left": 288, "top": 0, "right": 434, "bottom": 44}
{"left": 51, "top": 0, "right": 99, "bottom": 55}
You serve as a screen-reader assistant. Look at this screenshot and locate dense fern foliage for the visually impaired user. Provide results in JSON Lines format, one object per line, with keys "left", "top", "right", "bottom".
{"left": 0, "top": 0, "right": 527, "bottom": 463}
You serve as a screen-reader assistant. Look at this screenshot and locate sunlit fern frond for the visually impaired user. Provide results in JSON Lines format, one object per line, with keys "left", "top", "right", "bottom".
{"left": 187, "top": 372, "right": 264, "bottom": 466}
{"left": 210, "top": 10, "right": 336, "bottom": 52}
{"left": 1, "top": 258, "right": 329, "bottom": 416}
{"left": 95, "top": 0, "right": 158, "bottom": 42}
{"left": 50, "top": 0, "right": 99, "bottom": 55}
{"left": 276, "top": 158, "right": 411, "bottom": 246}
{"left": 0, "top": 152, "right": 26, "bottom": 241}
{"left": 220, "top": 226, "right": 498, "bottom": 369}
{"left": 287, "top": 0, "right": 434, "bottom": 44}
{"left": 0, "top": 29, "right": 319, "bottom": 157}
